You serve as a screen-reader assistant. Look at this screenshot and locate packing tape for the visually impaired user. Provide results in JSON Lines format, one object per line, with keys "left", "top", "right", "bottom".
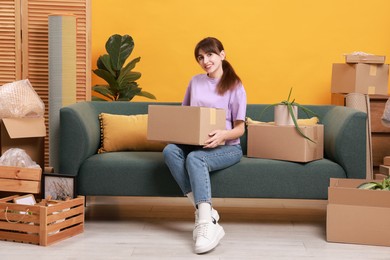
{"left": 210, "top": 109, "right": 216, "bottom": 125}
{"left": 369, "top": 65, "right": 377, "bottom": 76}
{"left": 368, "top": 86, "right": 376, "bottom": 94}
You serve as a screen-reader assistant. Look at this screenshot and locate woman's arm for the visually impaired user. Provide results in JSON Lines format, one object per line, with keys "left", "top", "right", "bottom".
{"left": 203, "top": 120, "right": 245, "bottom": 148}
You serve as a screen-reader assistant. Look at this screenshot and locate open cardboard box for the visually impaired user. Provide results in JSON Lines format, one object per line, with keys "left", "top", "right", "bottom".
{"left": 147, "top": 105, "right": 226, "bottom": 146}
{"left": 247, "top": 124, "right": 324, "bottom": 162}
{"left": 327, "top": 178, "right": 390, "bottom": 247}
{"left": 0, "top": 117, "right": 46, "bottom": 169}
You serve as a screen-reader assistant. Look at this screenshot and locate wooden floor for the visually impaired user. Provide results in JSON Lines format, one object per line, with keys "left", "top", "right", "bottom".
{"left": 1, "top": 196, "right": 390, "bottom": 259}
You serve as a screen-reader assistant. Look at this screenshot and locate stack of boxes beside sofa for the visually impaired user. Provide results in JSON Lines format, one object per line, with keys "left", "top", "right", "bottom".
{"left": 0, "top": 81, "right": 84, "bottom": 246}
{"left": 331, "top": 53, "right": 390, "bottom": 179}
{"left": 327, "top": 53, "right": 390, "bottom": 247}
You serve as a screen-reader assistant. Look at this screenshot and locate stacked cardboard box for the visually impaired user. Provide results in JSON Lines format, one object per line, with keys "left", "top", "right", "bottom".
{"left": 331, "top": 54, "right": 389, "bottom": 95}
{"left": 377, "top": 155, "right": 390, "bottom": 180}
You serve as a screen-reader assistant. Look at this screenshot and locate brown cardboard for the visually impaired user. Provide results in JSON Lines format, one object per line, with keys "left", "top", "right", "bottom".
{"left": 384, "top": 156, "right": 390, "bottom": 166}
{"left": 0, "top": 118, "right": 46, "bottom": 169}
{"left": 379, "top": 165, "right": 390, "bottom": 176}
{"left": 327, "top": 178, "right": 390, "bottom": 247}
{"left": 147, "top": 105, "right": 226, "bottom": 146}
{"left": 247, "top": 124, "right": 324, "bottom": 162}
{"left": 345, "top": 54, "right": 386, "bottom": 64}
{"left": 331, "top": 63, "right": 389, "bottom": 95}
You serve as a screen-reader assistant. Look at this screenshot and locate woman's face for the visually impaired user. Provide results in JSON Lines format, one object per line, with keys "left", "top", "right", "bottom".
{"left": 196, "top": 49, "right": 225, "bottom": 78}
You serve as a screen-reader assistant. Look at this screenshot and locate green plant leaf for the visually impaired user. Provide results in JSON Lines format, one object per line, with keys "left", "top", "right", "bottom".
{"left": 92, "top": 96, "right": 110, "bottom": 101}
{"left": 357, "top": 182, "right": 381, "bottom": 190}
{"left": 138, "top": 90, "right": 156, "bottom": 100}
{"left": 97, "top": 54, "right": 115, "bottom": 77}
{"left": 287, "top": 103, "right": 315, "bottom": 143}
{"left": 119, "top": 72, "right": 142, "bottom": 87}
{"left": 92, "top": 85, "right": 114, "bottom": 99}
{"left": 106, "top": 34, "right": 134, "bottom": 71}
{"left": 117, "top": 57, "right": 141, "bottom": 84}
{"left": 93, "top": 69, "right": 120, "bottom": 93}
{"left": 259, "top": 102, "right": 282, "bottom": 119}
{"left": 295, "top": 103, "right": 319, "bottom": 120}
{"left": 118, "top": 83, "right": 141, "bottom": 101}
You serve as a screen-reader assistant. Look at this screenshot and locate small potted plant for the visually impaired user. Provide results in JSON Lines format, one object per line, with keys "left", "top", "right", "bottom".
{"left": 92, "top": 34, "right": 156, "bottom": 101}
{"left": 259, "top": 88, "right": 319, "bottom": 142}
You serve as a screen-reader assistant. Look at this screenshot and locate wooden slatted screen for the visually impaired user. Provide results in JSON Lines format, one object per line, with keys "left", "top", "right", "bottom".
{"left": 0, "top": 0, "right": 21, "bottom": 84}
{"left": 0, "top": 0, "right": 90, "bottom": 167}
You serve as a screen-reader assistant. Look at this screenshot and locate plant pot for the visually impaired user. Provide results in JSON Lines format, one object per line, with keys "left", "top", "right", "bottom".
{"left": 274, "top": 104, "right": 298, "bottom": 126}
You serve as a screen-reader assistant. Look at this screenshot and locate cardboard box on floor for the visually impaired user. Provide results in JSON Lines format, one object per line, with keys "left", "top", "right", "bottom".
{"left": 331, "top": 63, "right": 389, "bottom": 95}
{"left": 147, "top": 105, "right": 226, "bottom": 146}
{"left": 327, "top": 178, "right": 390, "bottom": 247}
{"left": 247, "top": 124, "right": 324, "bottom": 162}
{"left": 0, "top": 117, "right": 46, "bottom": 169}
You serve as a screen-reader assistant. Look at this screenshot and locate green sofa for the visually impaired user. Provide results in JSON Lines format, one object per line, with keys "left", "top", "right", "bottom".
{"left": 59, "top": 101, "right": 367, "bottom": 200}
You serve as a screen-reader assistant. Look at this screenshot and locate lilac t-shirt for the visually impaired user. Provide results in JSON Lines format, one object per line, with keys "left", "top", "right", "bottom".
{"left": 182, "top": 74, "right": 247, "bottom": 145}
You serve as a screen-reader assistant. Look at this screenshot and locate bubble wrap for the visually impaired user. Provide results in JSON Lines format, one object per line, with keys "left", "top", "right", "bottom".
{"left": 0, "top": 148, "right": 40, "bottom": 169}
{"left": 0, "top": 79, "right": 45, "bottom": 118}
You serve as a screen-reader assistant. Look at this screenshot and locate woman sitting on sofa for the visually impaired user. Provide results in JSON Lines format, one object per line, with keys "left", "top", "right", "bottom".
{"left": 163, "top": 37, "right": 247, "bottom": 254}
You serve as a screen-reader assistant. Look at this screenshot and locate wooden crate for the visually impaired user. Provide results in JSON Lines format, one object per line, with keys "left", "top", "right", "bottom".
{"left": 0, "top": 166, "right": 42, "bottom": 194}
{"left": 0, "top": 195, "right": 84, "bottom": 246}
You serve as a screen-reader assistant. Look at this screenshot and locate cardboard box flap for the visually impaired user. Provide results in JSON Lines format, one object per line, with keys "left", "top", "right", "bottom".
{"left": 2, "top": 118, "right": 46, "bottom": 138}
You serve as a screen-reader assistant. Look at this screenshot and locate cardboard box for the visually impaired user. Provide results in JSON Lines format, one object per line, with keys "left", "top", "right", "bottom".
{"left": 331, "top": 63, "right": 389, "bottom": 95}
{"left": 327, "top": 178, "right": 390, "bottom": 247}
{"left": 147, "top": 105, "right": 226, "bottom": 145}
{"left": 0, "top": 166, "right": 42, "bottom": 193}
{"left": 379, "top": 165, "right": 390, "bottom": 176}
{"left": 0, "top": 118, "right": 46, "bottom": 169}
{"left": 247, "top": 124, "right": 324, "bottom": 162}
{"left": 384, "top": 156, "right": 390, "bottom": 166}
{"left": 345, "top": 54, "right": 386, "bottom": 64}
{"left": 0, "top": 195, "right": 84, "bottom": 246}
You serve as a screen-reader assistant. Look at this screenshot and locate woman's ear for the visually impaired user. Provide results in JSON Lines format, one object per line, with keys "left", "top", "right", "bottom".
{"left": 220, "top": 50, "right": 226, "bottom": 60}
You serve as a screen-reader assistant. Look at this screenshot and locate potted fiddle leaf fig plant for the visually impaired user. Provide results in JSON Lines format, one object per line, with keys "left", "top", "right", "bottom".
{"left": 259, "top": 88, "right": 319, "bottom": 142}
{"left": 92, "top": 34, "right": 156, "bottom": 101}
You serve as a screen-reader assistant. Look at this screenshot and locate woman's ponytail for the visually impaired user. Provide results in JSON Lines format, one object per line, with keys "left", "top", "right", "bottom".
{"left": 219, "top": 59, "right": 241, "bottom": 95}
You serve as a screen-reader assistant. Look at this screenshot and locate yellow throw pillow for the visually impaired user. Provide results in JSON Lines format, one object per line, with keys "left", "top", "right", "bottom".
{"left": 98, "top": 113, "right": 167, "bottom": 153}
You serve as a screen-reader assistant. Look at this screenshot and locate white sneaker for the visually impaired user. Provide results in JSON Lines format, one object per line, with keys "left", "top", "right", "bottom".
{"left": 194, "top": 220, "right": 225, "bottom": 254}
{"left": 193, "top": 208, "right": 220, "bottom": 240}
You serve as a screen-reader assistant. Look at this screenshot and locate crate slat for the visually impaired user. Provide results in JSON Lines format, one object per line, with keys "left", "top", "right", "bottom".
{"left": 0, "top": 179, "right": 40, "bottom": 193}
{"left": 0, "top": 166, "right": 42, "bottom": 181}
{"left": 45, "top": 223, "right": 84, "bottom": 246}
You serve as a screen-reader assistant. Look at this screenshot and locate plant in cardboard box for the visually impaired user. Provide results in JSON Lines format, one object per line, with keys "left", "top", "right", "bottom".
{"left": 358, "top": 177, "right": 390, "bottom": 190}
{"left": 259, "top": 88, "right": 319, "bottom": 142}
{"left": 92, "top": 34, "right": 156, "bottom": 101}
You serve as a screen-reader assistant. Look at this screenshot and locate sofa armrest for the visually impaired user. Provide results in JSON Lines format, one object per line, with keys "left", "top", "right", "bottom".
{"left": 322, "top": 106, "right": 367, "bottom": 179}
{"left": 59, "top": 102, "right": 101, "bottom": 176}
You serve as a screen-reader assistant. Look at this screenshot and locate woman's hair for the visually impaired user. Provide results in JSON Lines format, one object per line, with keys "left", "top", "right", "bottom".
{"left": 194, "top": 37, "right": 241, "bottom": 95}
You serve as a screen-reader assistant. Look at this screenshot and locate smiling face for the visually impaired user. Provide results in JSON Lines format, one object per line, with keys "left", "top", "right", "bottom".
{"left": 196, "top": 49, "right": 225, "bottom": 79}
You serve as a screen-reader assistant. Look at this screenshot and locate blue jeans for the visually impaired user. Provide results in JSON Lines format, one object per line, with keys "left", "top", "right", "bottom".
{"left": 163, "top": 144, "right": 243, "bottom": 206}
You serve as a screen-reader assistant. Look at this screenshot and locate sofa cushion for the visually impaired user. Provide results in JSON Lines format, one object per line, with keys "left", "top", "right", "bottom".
{"left": 78, "top": 152, "right": 347, "bottom": 199}
{"left": 98, "top": 113, "right": 167, "bottom": 153}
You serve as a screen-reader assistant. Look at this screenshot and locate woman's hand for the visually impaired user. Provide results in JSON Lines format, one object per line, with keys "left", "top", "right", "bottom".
{"left": 203, "top": 120, "right": 245, "bottom": 149}
{"left": 204, "top": 130, "right": 228, "bottom": 148}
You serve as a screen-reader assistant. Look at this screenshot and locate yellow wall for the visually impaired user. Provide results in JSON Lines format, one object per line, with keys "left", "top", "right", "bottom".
{"left": 91, "top": 0, "right": 390, "bottom": 104}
